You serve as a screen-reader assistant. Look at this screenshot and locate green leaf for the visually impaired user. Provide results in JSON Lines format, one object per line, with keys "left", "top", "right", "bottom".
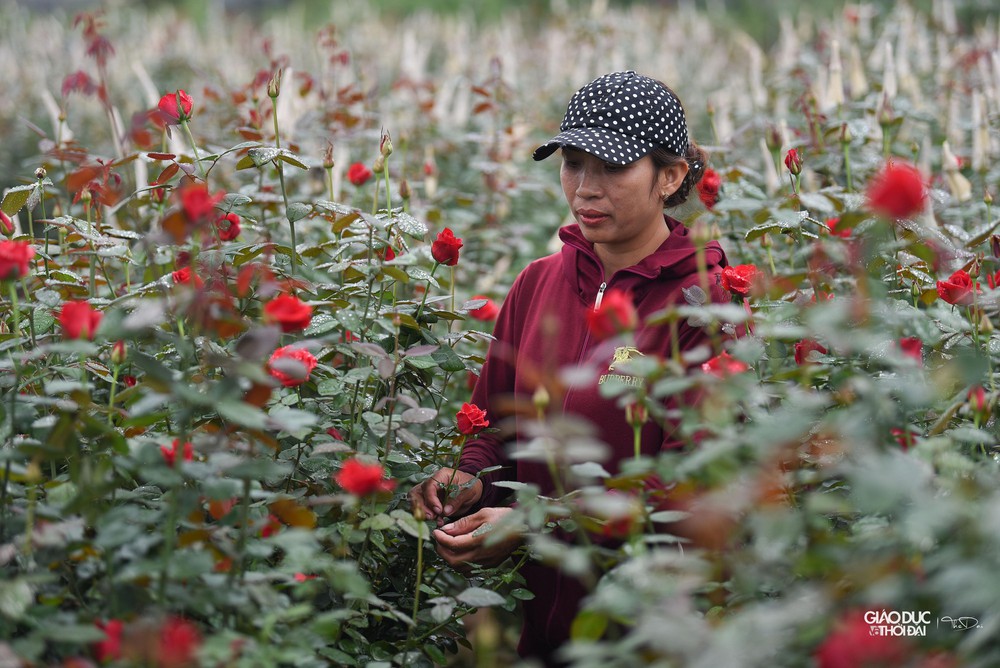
{"left": 286, "top": 202, "right": 311, "bottom": 223}
{"left": 217, "top": 400, "right": 269, "bottom": 429}
{"left": 570, "top": 609, "right": 608, "bottom": 641}
{"left": 277, "top": 151, "right": 309, "bottom": 170}
{"left": 1, "top": 184, "right": 35, "bottom": 216}
{"left": 0, "top": 580, "right": 33, "bottom": 620}
{"left": 360, "top": 513, "right": 395, "bottom": 531}
{"left": 456, "top": 587, "right": 505, "bottom": 608}
{"left": 431, "top": 345, "right": 466, "bottom": 373}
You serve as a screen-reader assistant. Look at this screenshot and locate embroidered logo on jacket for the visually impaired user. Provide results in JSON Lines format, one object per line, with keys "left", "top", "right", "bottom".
{"left": 599, "top": 346, "right": 644, "bottom": 386}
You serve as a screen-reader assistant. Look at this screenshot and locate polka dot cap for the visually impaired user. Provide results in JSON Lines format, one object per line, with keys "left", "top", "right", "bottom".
{"left": 532, "top": 70, "right": 690, "bottom": 165}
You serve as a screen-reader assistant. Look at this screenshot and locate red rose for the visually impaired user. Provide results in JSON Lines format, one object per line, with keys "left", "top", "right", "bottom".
{"left": 891, "top": 427, "right": 916, "bottom": 451}
{"left": 784, "top": 148, "right": 802, "bottom": 175}
{"left": 160, "top": 439, "right": 194, "bottom": 467}
{"left": 936, "top": 269, "right": 976, "bottom": 306}
{"left": 268, "top": 345, "right": 318, "bottom": 387}
{"left": 264, "top": 294, "right": 313, "bottom": 333}
{"left": 0, "top": 211, "right": 13, "bottom": 235}
{"left": 347, "top": 162, "right": 372, "bottom": 186}
{"left": 156, "top": 616, "right": 201, "bottom": 668}
{"left": 585, "top": 289, "right": 638, "bottom": 340}
{"left": 814, "top": 609, "right": 908, "bottom": 668}
{"left": 157, "top": 89, "right": 193, "bottom": 124}
{"left": 701, "top": 351, "right": 749, "bottom": 377}
{"left": 59, "top": 301, "right": 102, "bottom": 340}
{"left": 326, "top": 427, "right": 344, "bottom": 440}
{"left": 260, "top": 513, "right": 282, "bottom": 538}
{"left": 171, "top": 266, "right": 204, "bottom": 288}
{"left": 123, "top": 375, "right": 137, "bottom": 387}
{"left": 697, "top": 168, "right": 721, "bottom": 210}
{"left": 720, "top": 264, "right": 759, "bottom": 296}
{"left": 988, "top": 270, "right": 1000, "bottom": 290}
{"left": 215, "top": 212, "right": 241, "bottom": 241}
{"left": 431, "top": 228, "right": 463, "bottom": 266}
{"left": 866, "top": 160, "right": 927, "bottom": 219}
{"left": 93, "top": 619, "right": 123, "bottom": 663}
{"left": 378, "top": 245, "right": 396, "bottom": 261}
{"left": 110, "top": 340, "right": 127, "bottom": 366}
{"left": 0, "top": 240, "right": 36, "bottom": 280}
{"left": 456, "top": 402, "right": 489, "bottom": 435}
{"left": 179, "top": 184, "right": 223, "bottom": 222}
{"left": 334, "top": 457, "right": 396, "bottom": 496}
{"left": 968, "top": 385, "right": 989, "bottom": 415}
{"left": 898, "top": 337, "right": 923, "bottom": 365}
{"left": 794, "top": 339, "right": 828, "bottom": 365}
{"left": 826, "top": 217, "right": 851, "bottom": 238}
{"left": 468, "top": 295, "right": 499, "bottom": 321}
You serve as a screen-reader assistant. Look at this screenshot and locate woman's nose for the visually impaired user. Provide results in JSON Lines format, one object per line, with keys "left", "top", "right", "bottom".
{"left": 575, "top": 165, "right": 602, "bottom": 197}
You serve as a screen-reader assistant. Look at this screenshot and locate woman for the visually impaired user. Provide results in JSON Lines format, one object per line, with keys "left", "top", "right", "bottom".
{"left": 410, "top": 71, "right": 730, "bottom": 665}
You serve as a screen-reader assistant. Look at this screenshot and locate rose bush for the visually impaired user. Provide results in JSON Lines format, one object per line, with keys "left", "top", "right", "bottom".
{"left": 0, "top": 2, "right": 997, "bottom": 667}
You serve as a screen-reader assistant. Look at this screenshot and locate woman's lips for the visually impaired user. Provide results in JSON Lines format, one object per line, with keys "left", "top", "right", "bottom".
{"left": 577, "top": 209, "right": 608, "bottom": 225}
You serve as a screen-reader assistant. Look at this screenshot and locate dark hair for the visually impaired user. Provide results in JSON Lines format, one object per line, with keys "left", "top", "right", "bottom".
{"left": 647, "top": 79, "right": 708, "bottom": 208}
{"left": 650, "top": 141, "right": 709, "bottom": 208}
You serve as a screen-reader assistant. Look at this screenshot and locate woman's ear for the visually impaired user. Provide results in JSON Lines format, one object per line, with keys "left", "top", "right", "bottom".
{"left": 660, "top": 162, "right": 689, "bottom": 197}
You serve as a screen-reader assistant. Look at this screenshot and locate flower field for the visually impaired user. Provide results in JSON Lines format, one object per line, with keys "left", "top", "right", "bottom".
{"left": 1, "top": 1, "right": 999, "bottom": 666}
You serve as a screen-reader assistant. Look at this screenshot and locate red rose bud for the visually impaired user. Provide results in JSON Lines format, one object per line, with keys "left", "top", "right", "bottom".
{"left": 110, "top": 340, "right": 127, "bottom": 366}
{"left": 179, "top": 183, "right": 224, "bottom": 222}
{"left": 123, "top": 375, "right": 137, "bottom": 387}
{"left": 157, "top": 616, "right": 201, "bottom": 668}
{"left": 347, "top": 162, "right": 372, "bottom": 186}
{"left": 936, "top": 269, "right": 977, "bottom": 306}
{"left": 794, "top": 339, "right": 828, "bottom": 365}
{"left": 260, "top": 513, "right": 282, "bottom": 537}
{"left": 399, "top": 178, "right": 411, "bottom": 200}
{"left": 326, "top": 427, "right": 344, "bottom": 440}
{"left": 968, "top": 386, "right": 990, "bottom": 418}
{"left": 160, "top": 439, "right": 194, "bottom": 467}
{"left": 171, "top": 266, "right": 204, "bottom": 288}
{"left": 697, "top": 168, "right": 721, "bottom": 210}
{"left": 334, "top": 457, "right": 396, "bottom": 496}
{"left": 431, "top": 227, "right": 463, "bottom": 266}
{"left": 585, "top": 289, "right": 638, "bottom": 340}
{"left": 701, "top": 351, "right": 749, "bottom": 377}
{"left": 268, "top": 345, "right": 318, "bottom": 387}
{"left": 891, "top": 427, "right": 916, "bottom": 451}
{"left": 0, "top": 240, "right": 35, "bottom": 280}
{"left": 826, "top": 217, "right": 851, "bottom": 238}
{"left": 468, "top": 295, "right": 499, "bottom": 321}
{"left": 720, "top": 264, "right": 760, "bottom": 296}
{"left": 784, "top": 148, "right": 803, "bottom": 175}
{"left": 267, "top": 69, "right": 282, "bottom": 99}
{"left": 379, "top": 129, "right": 393, "bottom": 158}
{"left": 456, "top": 402, "right": 489, "bottom": 435}
{"left": 897, "top": 337, "right": 923, "bottom": 365}
{"left": 263, "top": 294, "right": 313, "bottom": 333}
{"left": 157, "top": 89, "right": 193, "bottom": 124}
{"left": 991, "top": 234, "right": 1000, "bottom": 259}
{"left": 58, "top": 301, "right": 102, "bottom": 340}
{"left": 987, "top": 270, "right": 1000, "bottom": 290}
{"left": 866, "top": 160, "right": 927, "bottom": 220}
{"left": 0, "top": 211, "right": 13, "bottom": 236}
{"left": 215, "top": 212, "right": 241, "bottom": 241}
{"left": 93, "top": 619, "right": 124, "bottom": 663}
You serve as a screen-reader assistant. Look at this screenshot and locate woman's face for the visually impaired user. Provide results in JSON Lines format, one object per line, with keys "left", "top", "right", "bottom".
{"left": 560, "top": 148, "right": 686, "bottom": 264}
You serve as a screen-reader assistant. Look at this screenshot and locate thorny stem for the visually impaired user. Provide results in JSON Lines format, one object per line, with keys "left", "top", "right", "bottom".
{"left": 271, "top": 97, "right": 297, "bottom": 276}
{"left": 180, "top": 119, "right": 206, "bottom": 181}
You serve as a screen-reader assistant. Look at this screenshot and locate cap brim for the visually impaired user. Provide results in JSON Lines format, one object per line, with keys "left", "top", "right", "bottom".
{"left": 531, "top": 127, "right": 659, "bottom": 165}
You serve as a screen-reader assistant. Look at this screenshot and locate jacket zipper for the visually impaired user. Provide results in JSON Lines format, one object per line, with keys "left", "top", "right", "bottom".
{"left": 594, "top": 281, "right": 607, "bottom": 309}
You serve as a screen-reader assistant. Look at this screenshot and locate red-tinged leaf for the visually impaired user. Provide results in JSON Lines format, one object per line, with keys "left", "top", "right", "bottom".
{"left": 61, "top": 70, "right": 95, "bottom": 97}
{"left": 269, "top": 498, "right": 317, "bottom": 529}
{"left": 471, "top": 85, "right": 491, "bottom": 97}
{"left": 155, "top": 162, "right": 179, "bottom": 185}
{"left": 65, "top": 166, "right": 102, "bottom": 195}
{"left": 146, "top": 152, "right": 176, "bottom": 161}
{"left": 242, "top": 382, "right": 272, "bottom": 408}
{"left": 161, "top": 210, "right": 189, "bottom": 243}
{"left": 472, "top": 101, "right": 495, "bottom": 115}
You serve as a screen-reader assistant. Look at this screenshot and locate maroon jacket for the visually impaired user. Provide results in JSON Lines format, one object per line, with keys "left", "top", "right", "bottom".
{"left": 458, "top": 218, "right": 729, "bottom": 664}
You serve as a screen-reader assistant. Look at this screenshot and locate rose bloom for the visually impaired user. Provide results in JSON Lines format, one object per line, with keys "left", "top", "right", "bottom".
{"left": 720, "top": 264, "right": 759, "bottom": 296}
{"left": 268, "top": 346, "right": 318, "bottom": 387}
{"left": 157, "top": 616, "right": 201, "bottom": 668}
{"left": 431, "top": 227, "right": 463, "bottom": 266}
{"left": 468, "top": 295, "right": 499, "bottom": 321}
{"left": 825, "top": 217, "right": 851, "bottom": 238}
{"left": 456, "top": 402, "right": 489, "bottom": 435}
{"left": 335, "top": 457, "right": 396, "bottom": 496}
{"left": 160, "top": 439, "right": 194, "bottom": 467}
{"left": 0, "top": 211, "right": 13, "bottom": 235}
{"left": 59, "top": 301, "right": 102, "bottom": 340}
{"left": 936, "top": 269, "right": 976, "bottom": 306}
{"left": 93, "top": 619, "right": 123, "bottom": 663}
{"left": 215, "top": 212, "right": 241, "bottom": 241}
{"left": 697, "top": 168, "right": 721, "bottom": 210}
{"left": 866, "top": 160, "right": 927, "bottom": 220}
{"left": 0, "top": 240, "right": 36, "bottom": 280}
{"left": 347, "top": 162, "right": 372, "bottom": 186}
{"left": 171, "top": 266, "right": 204, "bottom": 288}
{"left": 263, "top": 294, "right": 313, "bottom": 333}
{"left": 179, "top": 183, "right": 223, "bottom": 222}
{"left": 157, "top": 89, "right": 193, "bottom": 123}
{"left": 701, "top": 351, "right": 749, "bottom": 377}
{"left": 794, "top": 339, "right": 828, "bottom": 365}
{"left": 123, "top": 375, "right": 137, "bottom": 387}
{"left": 898, "top": 337, "right": 923, "bottom": 365}
{"left": 813, "top": 609, "right": 908, "bottom": 668}
{"left": 585, "top": 288, "right": 638, "bottom": 340}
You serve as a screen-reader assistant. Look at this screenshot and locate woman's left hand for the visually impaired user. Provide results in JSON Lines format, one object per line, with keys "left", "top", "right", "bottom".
{"left": 432, "top": 507, "right": 522, "bottom": 571}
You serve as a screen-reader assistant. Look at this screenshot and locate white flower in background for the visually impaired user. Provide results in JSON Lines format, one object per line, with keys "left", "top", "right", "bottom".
{"left": 848, "top": 43, "right": 868, "bottom": 98}
{"left": 882, "top": 41, "right": 897, "bottom": 102}
{"left": 942, "top": 141, "right": 972, "bottom": 203}
{"left": 826, "top": 40, "right": 844, "bottom": 110}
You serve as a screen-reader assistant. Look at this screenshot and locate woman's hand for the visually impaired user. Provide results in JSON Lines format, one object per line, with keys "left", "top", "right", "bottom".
{"left": 408, "top": 467, "right": 483, "bottom": 525}
{"left": 432, "top": 507, "right": 522, "bottom": 572}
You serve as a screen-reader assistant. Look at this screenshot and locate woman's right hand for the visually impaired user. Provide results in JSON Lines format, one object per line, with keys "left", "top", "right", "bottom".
{"left": 409, "top": 468, "right": 483, "bottom": 525}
